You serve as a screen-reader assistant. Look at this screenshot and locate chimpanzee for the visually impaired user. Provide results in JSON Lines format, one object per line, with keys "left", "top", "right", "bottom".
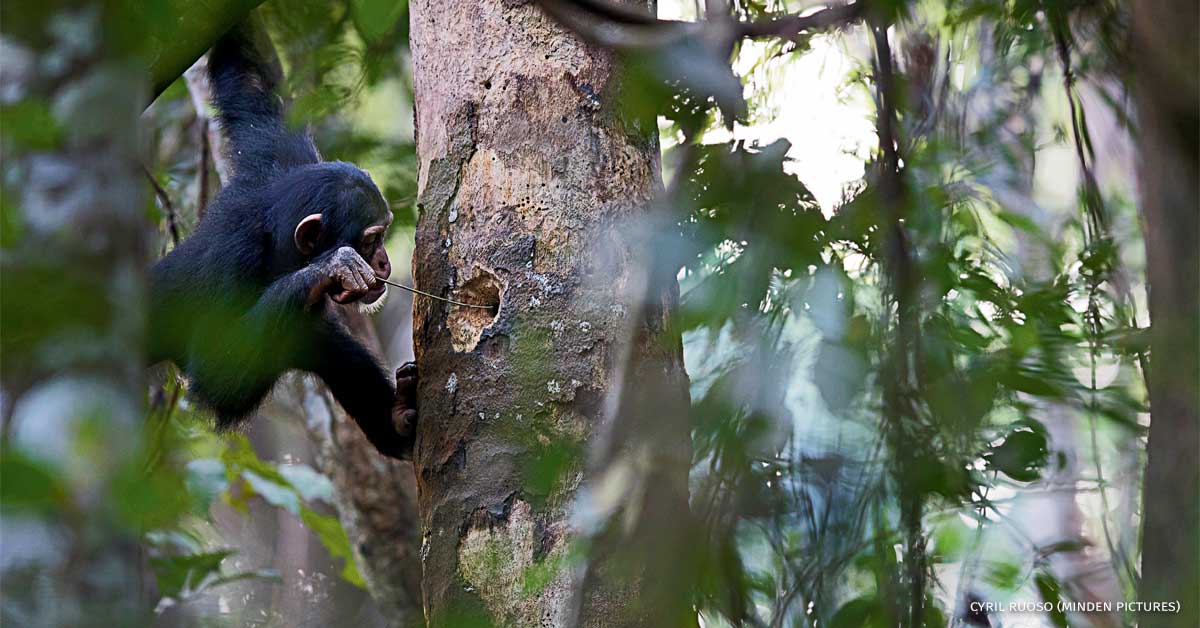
{"left": 149, "top": 25, "right": 417, "bottom": 459}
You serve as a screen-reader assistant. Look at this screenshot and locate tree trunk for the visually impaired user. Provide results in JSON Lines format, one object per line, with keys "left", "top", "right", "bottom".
{"left": 408, "top": 1, "right": 691, "bottom": 625}
{"left": 1133, "top": 0, "right": 1199, "bottom": 624}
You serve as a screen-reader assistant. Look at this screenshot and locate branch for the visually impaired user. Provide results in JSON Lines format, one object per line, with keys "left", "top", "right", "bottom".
{"left": 735, "top": 3, "right": 867, "bottom": 41}
{"left": 536, "top": 0, "right": 697, "bottom": 49}
{"left": 142, "top": 165, "right": 181, "bottom": 246}
{"left": 196, "top": 117, "right": 211, "bottom": 220}
{"left": 535, "top": 0, "right": 866, "bottom": 50}
{"left": 145, "top": 0, "right": 266, "bottom": 104}
{"left": 871, "top": 20, "right": 925, "bottom": 628}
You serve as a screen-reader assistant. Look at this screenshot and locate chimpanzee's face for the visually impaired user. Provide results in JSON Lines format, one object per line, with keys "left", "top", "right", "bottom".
{"left": 354, "top": 211, "right": 392, "bottom": 305}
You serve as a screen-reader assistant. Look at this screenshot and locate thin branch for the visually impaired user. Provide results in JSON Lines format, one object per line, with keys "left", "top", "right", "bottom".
{"left": 1052, "top": 20, "right": 1106, "bottom": 236}
{"left": 197, "top": 117, "right": 211, "bottom": 221}
{"left": 185, "top": 55, "right": 233, "bottom": 185}
{"left": 142, "top": 165, "right": 181, "bottom": 247}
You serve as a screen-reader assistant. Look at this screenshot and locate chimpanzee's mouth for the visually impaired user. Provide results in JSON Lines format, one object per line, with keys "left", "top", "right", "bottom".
{"left": 362, "top": 281, "right": 388, "bottom": 304}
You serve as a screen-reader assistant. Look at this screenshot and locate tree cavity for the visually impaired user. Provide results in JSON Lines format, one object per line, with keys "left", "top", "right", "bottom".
{"left": 448, "top": 269, "right": 503, "bottom": 352}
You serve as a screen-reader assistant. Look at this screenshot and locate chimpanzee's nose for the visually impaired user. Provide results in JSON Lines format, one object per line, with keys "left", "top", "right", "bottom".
{"left": 375, "top": 256, "right": 391, "bottom": 279}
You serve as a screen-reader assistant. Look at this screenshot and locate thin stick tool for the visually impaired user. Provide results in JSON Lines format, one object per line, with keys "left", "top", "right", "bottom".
{"left": 376, "top": 277, "right": 494, "bottom": 309}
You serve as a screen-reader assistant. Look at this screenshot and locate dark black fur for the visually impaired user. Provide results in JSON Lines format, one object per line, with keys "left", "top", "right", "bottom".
{"left": 149, "top": 26, "right": 413, "bottom": 459}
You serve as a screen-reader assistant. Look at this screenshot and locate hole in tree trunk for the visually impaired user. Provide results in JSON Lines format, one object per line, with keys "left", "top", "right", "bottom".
{"left": 447, "top": 270, "right": 503, "bottom": 352}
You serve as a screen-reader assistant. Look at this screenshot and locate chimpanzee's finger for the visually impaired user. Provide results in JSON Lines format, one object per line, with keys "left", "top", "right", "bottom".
{"left": 362, "top": 265, "right": 380, "bottom": 287}
{"left": 333, "top": 281, "right": 369, "bottom": 303}
{"left": 352, "top": 271, "right": 368, "bottom": 292}
{"left": 396, "top": 377, "right": 418, "bottom": 400}
{"left": 394, "top": 409, "right": 417, "bottom": 434}
{"left": 355, "top": 265, "right": 373, "bottom": 288}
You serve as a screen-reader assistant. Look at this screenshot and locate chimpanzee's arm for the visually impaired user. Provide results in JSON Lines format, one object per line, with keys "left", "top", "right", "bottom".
{"left": 242, "top": 248, "right": 413, "bottom": 459}
{"left": 206, "top": 245, "right": 375, "bottom": 404}
{"left": 312, "top": 323, "right": 414, "bottom": 460}
{"left": 208, "top": 23, "right": 319, "bottom": 184}
{"left": 247, "top": 246, "right": 376, "bottom": 324}
{"left": 179, "top": 257, "right": 336, "bottom": 422}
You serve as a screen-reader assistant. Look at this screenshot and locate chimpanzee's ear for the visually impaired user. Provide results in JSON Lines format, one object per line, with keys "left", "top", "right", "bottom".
{"left": 293, "top": 213, "right": 323, "bottom": 255}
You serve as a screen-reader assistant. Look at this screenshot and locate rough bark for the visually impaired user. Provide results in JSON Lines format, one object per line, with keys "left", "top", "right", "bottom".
{"left": 182, "top": 35, "right": 423, "bottom": 625}
{"left": 408, "top": 1, "right": 691, "bottom": 626}
{"left": 1132, "top": 0, "right": 1200, "bottom": 624}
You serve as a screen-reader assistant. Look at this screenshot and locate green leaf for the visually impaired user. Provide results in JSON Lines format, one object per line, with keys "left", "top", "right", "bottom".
{"left": 923, "top": 599, "right": 947, "bottom": 628}
{"left": 185, "top": 458, "right": 228, "bottom": 510}
{"left": 112, "top": 457, "right": 190, "bottom": 530}
{"left": 1001, "top": 369, "right": 1063, "bottom": 398}
{"left": 931, "top": 516, "right": 972, "bottom": 562}
{"left": 0, "top": 450, "right": 66, "bottom": 515}
{"left": 985, "top": 419, "right": 1049, "bottom": 482}
{"left": 242, "top": 469, "right": 301, "bottom": 514}
{"left": 300, "top": 506, "right": 365, "bottom": 588}
{"left": 149, "top": 550, "right": 233, "bottom": 598}
{"left": 1, "top": 99, "right": 62, "bottom": 150}
{"left": 995, "top": 209, "right": 1043, "bottom": 236}
{"left": 909, "top": 456, "right": 973, "bottom": 501}
{"left": 984, "top": 561, "right": 1024, "bottom": 591}
{"left": 145, "top": 529, "right": 205, "bottom": 555}
{"left": 351, "top": 0, "right": 407, "bottom": 43}
{"left": 207, "top": 568, "right": 281, "bottom": 590}
{"left": 1035, "top": 571, "right": 1069, "bottom": 628}
{"left": 278, "top": 464, "right": 335, "bottom": 504}
{"left": 221, "top": 434, "right": 291, "bottom": 485}
{"left": 830, "top": 596, "right": 882, "bottom": 628}
{"left": 215, "top": 432, "right": 361, "bottom": 586}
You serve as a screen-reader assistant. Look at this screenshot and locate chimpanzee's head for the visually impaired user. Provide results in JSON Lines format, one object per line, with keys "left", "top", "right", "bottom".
{"left": 269, "top": 161, "right": 393, "bottom": 305}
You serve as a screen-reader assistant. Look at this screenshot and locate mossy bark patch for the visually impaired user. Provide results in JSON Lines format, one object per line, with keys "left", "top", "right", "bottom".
{"left": 457, "top": 500, "right": 572, "bottom": 627}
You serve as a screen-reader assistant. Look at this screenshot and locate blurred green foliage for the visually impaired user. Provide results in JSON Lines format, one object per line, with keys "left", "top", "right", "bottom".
{"left": 2, "top": 0, "right": 414, "bottom": 623}
{"left": 1, "top": 0, "right": 1154, "bottom": 625}
{"left": 601, "top": 0, "right": 1146, "bottom": 626}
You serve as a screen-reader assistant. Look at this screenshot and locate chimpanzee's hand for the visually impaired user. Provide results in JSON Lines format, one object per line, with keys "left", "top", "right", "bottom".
{"left": 325, "top": 246, "right": 378, "bottom": 304}
{"left": 391, "top": 361, "right": 418, "bottom": 459}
